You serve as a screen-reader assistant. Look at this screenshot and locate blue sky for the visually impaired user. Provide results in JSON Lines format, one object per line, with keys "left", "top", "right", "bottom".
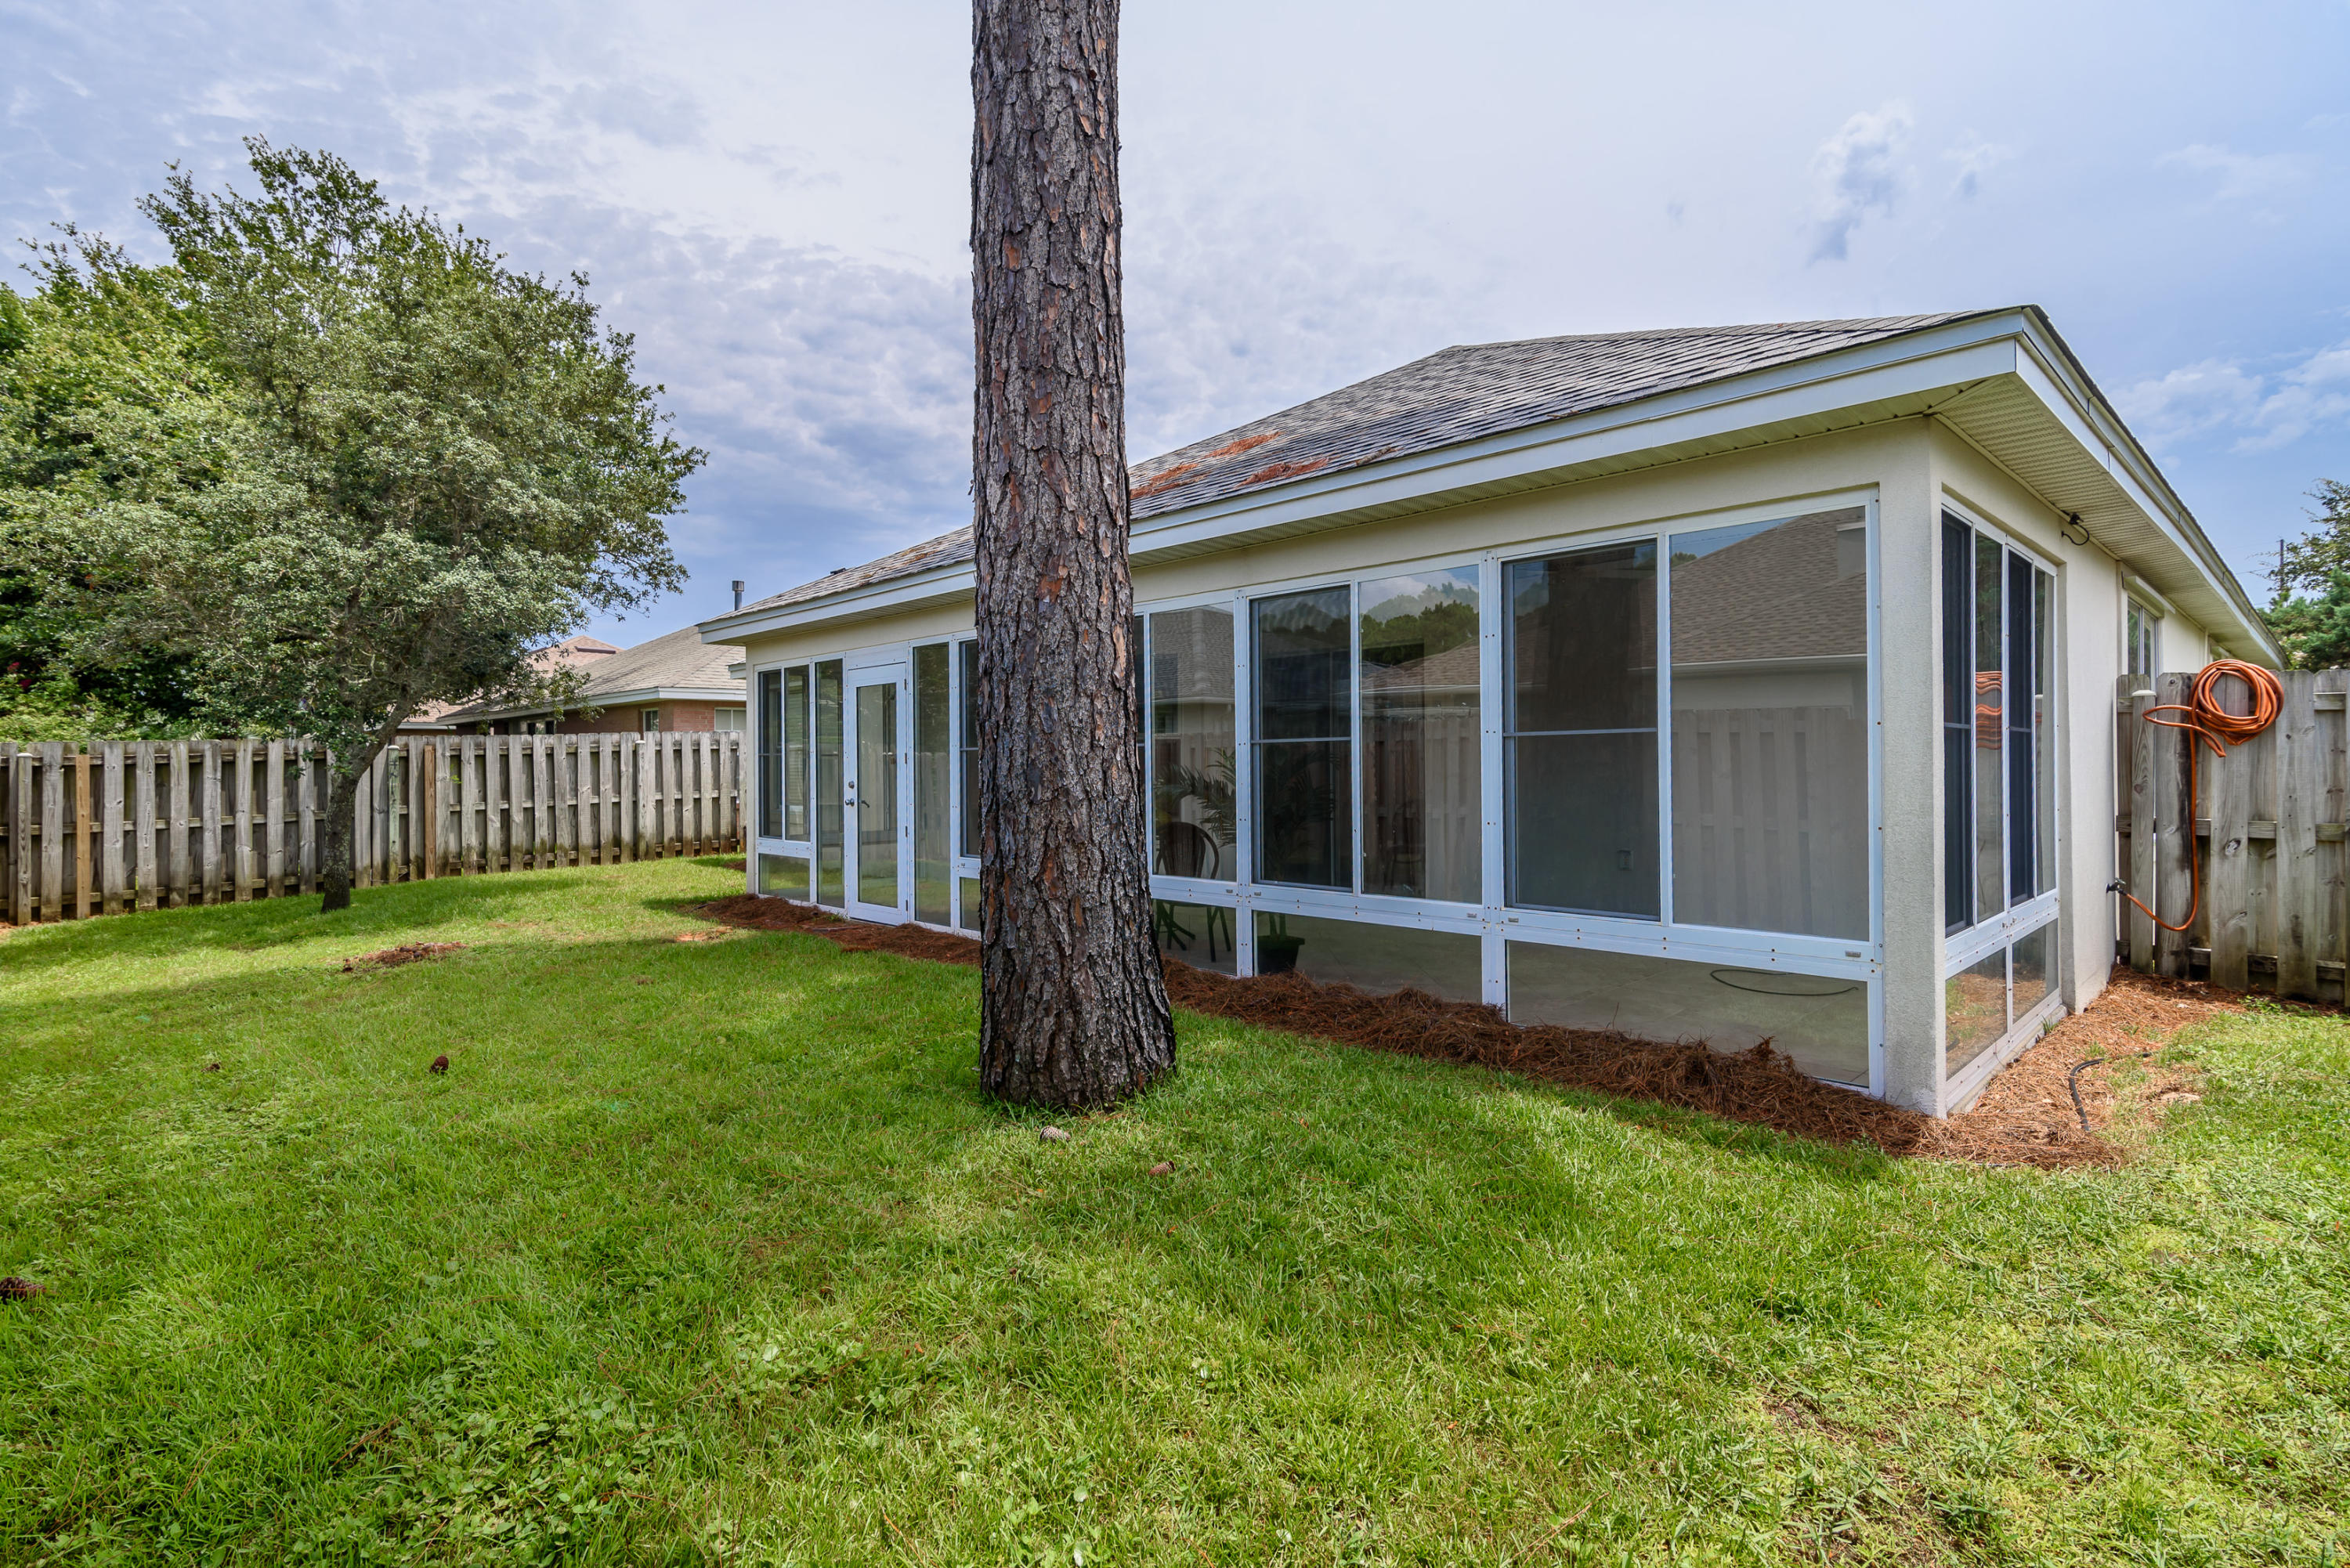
{"left": 7, "top": 0, "right": 2347, "bottom": 644}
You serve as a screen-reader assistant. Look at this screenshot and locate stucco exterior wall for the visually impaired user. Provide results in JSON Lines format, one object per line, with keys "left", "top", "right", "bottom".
{"left": 1924, "top": 424, "right": 2214, "bottom": 1068}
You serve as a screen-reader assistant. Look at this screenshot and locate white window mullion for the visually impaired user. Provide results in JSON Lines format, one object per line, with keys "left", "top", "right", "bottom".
{"left": 1655, "top": 537, "right": 1676, "bottom": 932}
{"left": 1233, "top": 594, "right": 1256, "bottom": 974}
{"left": 1479, "top": 553, "right": 1506, "bottom": 1007}
{"left": 1350, "top": 580, "right": 1365, "bottom": 897}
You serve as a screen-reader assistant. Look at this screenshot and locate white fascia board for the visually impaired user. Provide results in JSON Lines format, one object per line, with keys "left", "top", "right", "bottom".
{"left": 465, "top": 685, "right": 744, "bottom": 721}
{"left": 2009, "top": 318, "right": 2277, "bottom": 659}
{"left": 709, "top": 309, "right": 2049, "bottom": 641}
{"left": 707, "top": 566, "right": 973, "bottom": 640}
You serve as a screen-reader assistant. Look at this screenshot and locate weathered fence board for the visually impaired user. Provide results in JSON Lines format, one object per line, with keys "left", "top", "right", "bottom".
{"left": 0, "top": 732, "right": 743, "bottom": 924}
{"left": 2120, "top": 668, "right": 2350, "bottom": 1003}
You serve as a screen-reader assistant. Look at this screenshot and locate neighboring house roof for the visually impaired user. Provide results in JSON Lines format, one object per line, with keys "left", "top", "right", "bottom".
{"left": 443, "top": 624, "right": 745, "bottom": 724}
{"left": 702, "top": 308, "right": 2277, "bottom": 663}
{"left": 1669, "top": 508, "right": 1867, "bottom": 667}
{"left": 400, "top": 636, "right": 625, "bottom": 728}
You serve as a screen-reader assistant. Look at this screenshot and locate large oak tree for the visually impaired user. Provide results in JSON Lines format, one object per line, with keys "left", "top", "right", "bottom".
{"left": 971, "top": 0, "right": 1176, "bottom": 1107}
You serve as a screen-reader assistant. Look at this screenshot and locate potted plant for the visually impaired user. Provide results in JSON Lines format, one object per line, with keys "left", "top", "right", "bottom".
{"left": 1256, "top": 912, "right": 1304, "bottom": 974}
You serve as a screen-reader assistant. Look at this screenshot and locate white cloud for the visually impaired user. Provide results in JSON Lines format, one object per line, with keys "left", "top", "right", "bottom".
{"left": 2118, "top": 341, "right": 2350, "bottom": 454}
{"left": 1807, "top": 102, "right": 1912, "bottom": 262}
{"left": 1944, "top": 131, "right": 2013, "bottom": 199}
{"left": 2159, "top": 143, "right": 2310, "bottom": 203}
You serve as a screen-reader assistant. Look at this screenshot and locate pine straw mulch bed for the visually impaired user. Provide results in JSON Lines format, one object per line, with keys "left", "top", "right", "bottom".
{"left": 688, "top": 894, "right": 2247, "bottom": 1167}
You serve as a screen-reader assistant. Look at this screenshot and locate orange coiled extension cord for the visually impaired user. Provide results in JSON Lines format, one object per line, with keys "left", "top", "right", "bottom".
{"left": 2114, "top": 659, "right": 2284, "bottom": 932}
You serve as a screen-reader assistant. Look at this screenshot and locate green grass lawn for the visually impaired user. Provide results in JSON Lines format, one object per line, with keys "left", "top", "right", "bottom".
{"left": 1, "top": 859, "right": 2345, "bottom": 1566}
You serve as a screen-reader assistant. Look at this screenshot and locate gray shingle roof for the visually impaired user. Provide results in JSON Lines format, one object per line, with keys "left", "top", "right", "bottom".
{"left": 736, "top": 312, "right": 1987, "bottom": 620}
{"left": 443, "top": 623, "right": 743, "bottom": 721}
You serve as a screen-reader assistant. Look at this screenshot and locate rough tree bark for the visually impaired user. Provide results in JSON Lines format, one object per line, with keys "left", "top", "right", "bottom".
{"left": 971, "top": 0, "right": 1176, "bottom": 1107}
{"left": 317, "top": 714, "right": 407, "bottom": 913}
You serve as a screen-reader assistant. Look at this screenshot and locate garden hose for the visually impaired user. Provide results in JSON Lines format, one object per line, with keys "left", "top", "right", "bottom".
{"left": 2108, "top": 659, "right": 2283, "bottom": 934}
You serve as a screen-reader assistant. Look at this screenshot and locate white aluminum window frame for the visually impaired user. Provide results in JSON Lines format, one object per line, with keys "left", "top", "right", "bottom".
{"left": 781, "top": 487, "right": 1889, "bottom": 1093}
{"left": 1939, "top": 498, "right": 2065, "bottom": 1095}
{"left": 1129, "top": 489, "right": 1885, "bottom": 1092}
{"left": 748, "top": 658, "right": 816, "bottom": 888}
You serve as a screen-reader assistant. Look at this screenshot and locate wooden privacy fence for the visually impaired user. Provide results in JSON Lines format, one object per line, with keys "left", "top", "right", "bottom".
{"left": 1, "top": 732, "right": 745, "bottom": 926}
{"left": 2117, "top": 669, "right": 2348, "bottom": 1002}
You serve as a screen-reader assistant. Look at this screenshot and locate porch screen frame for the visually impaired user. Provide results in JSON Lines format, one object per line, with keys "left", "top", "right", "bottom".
{"left": 1938, "top": 500, "right": 2063, "bottom": 1103}
{"left": 749, "top": 658, "right": 816, "bottom": 875}
{"left": 1134, "top": 490, "right": 1883, "bottom": 1093}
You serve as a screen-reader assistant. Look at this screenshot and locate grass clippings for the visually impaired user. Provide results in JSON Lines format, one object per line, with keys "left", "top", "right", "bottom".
{"left": 338, "top": 942, "right": 465, "bottom": 974}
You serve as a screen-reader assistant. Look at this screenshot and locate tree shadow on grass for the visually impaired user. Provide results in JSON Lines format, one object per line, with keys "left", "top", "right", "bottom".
{"left": 0, "top": 873, "right": 599, "bottom": 977}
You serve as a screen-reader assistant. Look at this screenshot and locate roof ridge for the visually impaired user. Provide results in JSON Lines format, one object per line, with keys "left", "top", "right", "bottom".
{"left": 1444, "top": 309, "right": 2001, "bottom": 355}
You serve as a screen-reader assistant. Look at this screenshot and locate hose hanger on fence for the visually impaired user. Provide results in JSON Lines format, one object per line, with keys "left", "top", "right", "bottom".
{"left": 2109, "top": 659, "right": 2285, "bottom": 934}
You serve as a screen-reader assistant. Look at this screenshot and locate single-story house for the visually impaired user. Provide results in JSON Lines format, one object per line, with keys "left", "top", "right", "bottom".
{"left": 443, "top": 626, "right": 747, "bottom": 735}
{"left": 698, "top": 308, "right": 2273, "bottom": 1116}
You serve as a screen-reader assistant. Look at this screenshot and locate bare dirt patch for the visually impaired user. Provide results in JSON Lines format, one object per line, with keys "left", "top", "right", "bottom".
{"left": 1958, "top": 965, "right": 2237, "bottom": 1150}
{"left": 684, "top": 899, "right": 2240, "bottom": 1163}
{"left": 341, "top": 942, "right": 465, "bottom": 973}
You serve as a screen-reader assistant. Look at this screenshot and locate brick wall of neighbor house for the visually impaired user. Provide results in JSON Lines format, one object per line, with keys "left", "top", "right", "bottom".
{"left": 554, "top": 705, "right": 659, "bottom": 735}
{"left": 550, "top": 702, "right": 746, "bottom": 735}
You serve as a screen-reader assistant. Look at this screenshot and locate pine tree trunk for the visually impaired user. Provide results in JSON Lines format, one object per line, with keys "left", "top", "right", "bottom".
{"left": 971, "top": 0, "right": 1174, "bottom": 1108}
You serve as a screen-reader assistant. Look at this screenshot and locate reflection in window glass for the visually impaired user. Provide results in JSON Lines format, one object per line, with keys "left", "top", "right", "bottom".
{"left": 956, "top": 875, "right": 982, "bottom": 935}
{"left": 1254, "top": 589, "right": 1351, "bottom": 887}
{"left": 1509, "top": 941, "right": 1868, "bottom": 1086}
{"left": 2034, "top": 573, "right": 2055, "bottom": 898}
{"left": 2012, "top": 922, "right": 2055, "bottom": 1019}
{"left": 815, "top": 660, "right": 844, "bottom": 906}
{"left": 2125, "top": 600, "right": 2157, "bottom": 681}
{"left": 1253, "top": 911, "right": 1481, "bottom": 1002}
{"left": 1670, "top": 508, "right": 1869, "bottom": 938}
{"left": 1151, "top": 607, "right": 1236, "bottom": 880}
{"left": 1972, "top": 529, "right": 2005, "bottom": 923}
{"left": 1941, "top": 519, "right": 1973, "bottom": 931}
{"left": 756, "top": 852, "right": 809, "bottom": 900}
{"left": 855, "top": 677, "right": 899, "bottom": 909}
{"left": 1946, "top": 516, "right": 2055, "bottom": 930}
{"left": 757, "top": 669, "right": 783, "bottom": 840}
{"left": 785, "top": 667, "right": 810, "bottom": 841}
{"left": 914, "top": 645, "right": 952, "bottom": 924}
{"left": 1945, "top": 949, "right": 2009, "bottom": 1074}
{"left": 1506, "top": 542, "right": 1658, "bottom": 917}
{"left": 1154, "top": 900, "right": 1238, "bottom": 974}
{"left": 2007, "top": 552, "right": 2038, "bottom": 907}
{"left": 958, "top": 641, "right": 979, "bottom": 858}
{"left": 1361, "top": 569, "right": 1480, "bottom": 901}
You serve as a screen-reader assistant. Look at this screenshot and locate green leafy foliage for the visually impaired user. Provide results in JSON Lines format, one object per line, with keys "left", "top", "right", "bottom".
{"left": 2262, "top": 479, "right": 2350, "bottom": 669}
{"left": 0, "top": 139, "right": 700, "bottom": 838}
{"left": 0, "top": 247, "right": 235, "bottom": 739}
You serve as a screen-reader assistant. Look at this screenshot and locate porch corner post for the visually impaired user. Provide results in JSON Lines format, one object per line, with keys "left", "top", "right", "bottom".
{"left": 1879, "top": 437, "right": 1948, "bottom": 1115}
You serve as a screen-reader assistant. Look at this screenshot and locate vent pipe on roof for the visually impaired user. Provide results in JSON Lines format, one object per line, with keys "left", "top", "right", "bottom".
{"left": 731, "top": 580, "right": 745, "bottom": 612}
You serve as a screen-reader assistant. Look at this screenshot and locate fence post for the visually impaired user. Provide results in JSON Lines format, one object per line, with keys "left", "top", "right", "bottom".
{"left": 2205, "top": 670, "right": 2255, "bottom": 991}
{"left": 168, "top": 741, "right": 190, "bottom": 908}
{"left": 2278, "top": 670, "right": 2324, "bottom": 1001}
{"left": 134, "top": 742, "right": 158, "bottom": 912}
{"left": 67, "top": 746, "right": 89, "bottom": 919}
{"left": 2153, "top": 672, "right": 2193, "bottom": 977}
{"left": 5, "top": 744, "right": 26, "bottom": 925}
{"left": 559, "top": 738, "right": 579, "bottom": 868}
{"left": 39, "top": 740, "right": 65, "bottom": 921}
